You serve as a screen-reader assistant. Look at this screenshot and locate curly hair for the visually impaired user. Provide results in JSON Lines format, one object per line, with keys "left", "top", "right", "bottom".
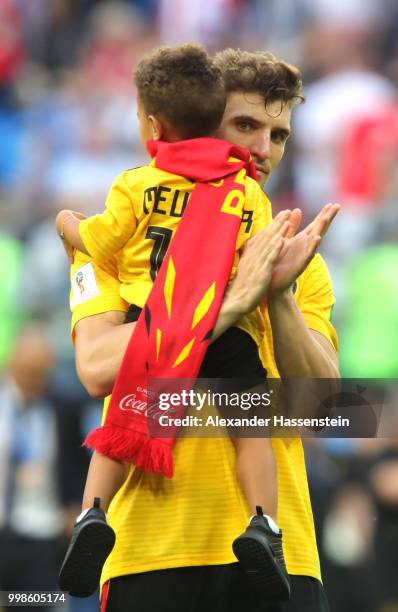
{"left": 214, "top": 49, "right": 304, "bottom": 109}
{"left": 134, "top": 44, "right": 226, "bottom": 139}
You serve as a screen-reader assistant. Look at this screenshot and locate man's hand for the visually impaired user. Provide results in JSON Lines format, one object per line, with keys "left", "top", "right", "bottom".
{"left": 211, "top": 210, "right": 292, "bottom": 340}
{"left": 226, "top": 210, "right": 292, "bottom": 314}
{"left": 269, "top": 203, "right": 340, "bottom": 296}
{"left": 266, "top": 203, "right": 340, "bottom": 381}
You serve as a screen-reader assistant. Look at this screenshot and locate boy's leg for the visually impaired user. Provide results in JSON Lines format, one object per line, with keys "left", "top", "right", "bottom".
{"left": 200, "top": 327, "right": 290, "bottom": 602}
{"left": 231, "top": 434, "right": 289, "bottom": 602}
{"left": 82, "top": 452, "right": 129, "bottom": 511}
{"left": 59, "top": 453, "right": 128, "bottom": 598}
{"left": 233, "top": 437, "right": 278, "bottom": 520}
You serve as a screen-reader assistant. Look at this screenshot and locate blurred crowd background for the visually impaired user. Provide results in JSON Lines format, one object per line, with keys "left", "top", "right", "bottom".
{"left": 0, "top": 1, "right": 398, "bottom": 611}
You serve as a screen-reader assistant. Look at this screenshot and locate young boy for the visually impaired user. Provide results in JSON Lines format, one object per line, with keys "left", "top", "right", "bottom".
{"left": 57, "top": 44, "right": 290, "bottom": 601}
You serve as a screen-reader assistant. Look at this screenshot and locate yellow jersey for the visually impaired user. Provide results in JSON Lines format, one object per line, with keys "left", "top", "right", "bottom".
{"left": 79, "top": 162, "right": 270, "bottom": 307}
{"left": 70, "top": 249, "right": 337, "bottom": 588}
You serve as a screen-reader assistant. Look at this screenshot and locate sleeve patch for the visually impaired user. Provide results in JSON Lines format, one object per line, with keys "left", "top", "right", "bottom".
{"left": 71, "top": 262, "right": 100, "bottom": 306}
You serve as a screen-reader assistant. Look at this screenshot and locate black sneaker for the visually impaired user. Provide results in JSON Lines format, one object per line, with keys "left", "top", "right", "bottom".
{"left": 232, "top": 506, "right": 290, "bottom": 602}
{"left": 59, "top": 498, "right": 116, "bottom": 598}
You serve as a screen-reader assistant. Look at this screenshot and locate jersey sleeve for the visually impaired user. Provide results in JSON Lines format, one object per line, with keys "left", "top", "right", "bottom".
{"left": 295, "top": 254, "right": 338, "bottom": 351}
{"left": 246, "top": 177, "right": 272, "bottom": 236}
{"left": 79, "top": 173, "right": 137, "bottom": 263}
{"left": 70, "top": 250, "right": 128, "bottom": 340}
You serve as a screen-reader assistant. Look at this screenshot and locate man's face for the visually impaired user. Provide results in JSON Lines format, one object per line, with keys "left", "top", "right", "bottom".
{"left": 218, "top": 91, "right": 292, "bottom": 186}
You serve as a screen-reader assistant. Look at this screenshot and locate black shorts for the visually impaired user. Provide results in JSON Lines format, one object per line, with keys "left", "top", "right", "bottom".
{"left": 125, "top": 305, "right": 267, "bottom": 387}
{"left": 103, "top": 566, "right": 329, "bottom": 612}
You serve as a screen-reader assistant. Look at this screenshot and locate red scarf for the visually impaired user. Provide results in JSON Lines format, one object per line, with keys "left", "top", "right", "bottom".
{"left": 84, "top": 138, "right": 257, "bottom": 477}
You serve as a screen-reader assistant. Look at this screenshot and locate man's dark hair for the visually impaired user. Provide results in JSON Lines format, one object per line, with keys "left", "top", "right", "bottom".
{"left": 134, "top": 43, "right": 226, "bottom": 139}
{"left": 214, "top": 49, "right": 304, "bottom": 110}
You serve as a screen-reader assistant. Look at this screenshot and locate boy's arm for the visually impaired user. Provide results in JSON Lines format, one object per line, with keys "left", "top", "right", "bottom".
{"left": 79, "top": 173, "right": 136, "bottom": 263}
{"left": 56, "top": 210, "right": 88, "bottom": 256}
{"left": 56, "top": 172, "right": 136, "bottom": 264}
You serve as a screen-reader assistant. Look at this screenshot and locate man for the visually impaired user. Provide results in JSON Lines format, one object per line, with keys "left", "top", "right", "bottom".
{"left": 67, "top": 49, "right": 339, "bottom": 611}
{"left": 0, "top": 324, "right": 90, "bottom": 610}
{"left": 213, "top": 50, "right": 339, "bottom": 612}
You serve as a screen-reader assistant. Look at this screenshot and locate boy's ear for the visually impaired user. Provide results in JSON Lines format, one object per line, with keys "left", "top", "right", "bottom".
{"left": 148, "top": 115, "right": 163, "bottom": 140}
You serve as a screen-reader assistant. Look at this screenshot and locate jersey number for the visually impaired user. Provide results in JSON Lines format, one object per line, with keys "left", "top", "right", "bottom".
{"left": 146, "top": 226, "right": 173, "bottom": 281}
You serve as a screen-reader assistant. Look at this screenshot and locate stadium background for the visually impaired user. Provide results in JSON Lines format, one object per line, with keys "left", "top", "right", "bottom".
{"left": 0, "top": 1, "right": 398, "bottom": 611}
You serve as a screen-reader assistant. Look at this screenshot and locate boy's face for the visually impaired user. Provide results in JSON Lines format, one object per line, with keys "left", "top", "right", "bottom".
{"left": 217, "top": 92, "right": 292, "bottom": 186}
{"left": 137, "top": 97, "right": 155, "bottom": 146}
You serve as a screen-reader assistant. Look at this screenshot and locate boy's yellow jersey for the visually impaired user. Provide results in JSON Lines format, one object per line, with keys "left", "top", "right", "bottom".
{"left": 70, "top": 250, "right": 338, "bottom": 590}
{"left": 79, "top": 163, "right": 271, "bottom": 308}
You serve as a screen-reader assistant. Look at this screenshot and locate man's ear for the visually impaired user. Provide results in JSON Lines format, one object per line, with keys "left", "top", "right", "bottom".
{"left": 148, "top": 115, "right": 163, "bottom": 140}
